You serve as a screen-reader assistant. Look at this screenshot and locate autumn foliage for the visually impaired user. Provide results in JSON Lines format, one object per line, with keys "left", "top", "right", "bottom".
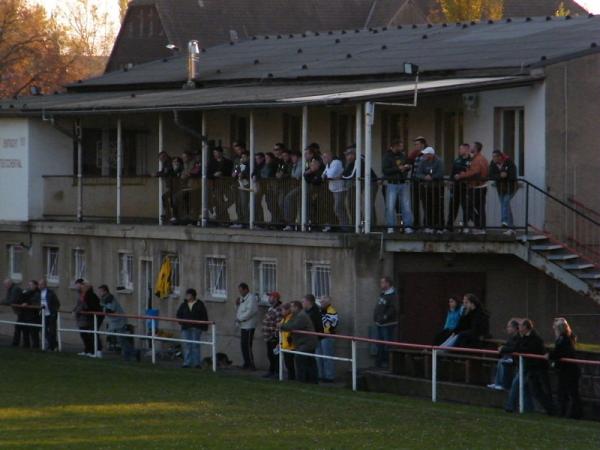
{"left": 0, "top": 0, "right": 116, "bottom": 99}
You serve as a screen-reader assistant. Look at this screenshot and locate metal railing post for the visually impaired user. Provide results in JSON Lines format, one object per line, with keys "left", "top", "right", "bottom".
{"left": 93, "top": 313, "right": 99, "bottom": 356}
{"left": 432, "top": 348, "right": 438, "bottom": 403}
{"left": 57, "top": 312, "right": 62, "bottom": 352}
{"left": 158, "top": 114, "right": 164, "bottom": 225}
{"left": 355, "top": 103, "right": 363, "bottom": 234}
{"left": 518, "top": 355, "right": 524, "bottom": 414}
{"left": 278, "top": 331, "right": 284, "bottom": 381}
{"left": 351, "top": 340, "right": 357, "bottom": 392}
{"left": 76, "top": 121, "right": 83, "bottom": 222}
{"left": 201, "top": 113, "right": 208, "bottom": 228}
{"left": 524, "top": 182, "right": 530, "bottom": 233}
{"left": 41, "top": 309, "right": 46, "bottom": 351}
{"left": 151, "top": 318, "right": 156, "bottom": 364}
{"left": 211, "top": 323, "right": 217, "bottom": 372}
{"left": 364, "top": 102, "right": 374, "bottom": 233}
{"left": 116, "top": 118, "right": 122, "bottom": 225}
{"left": 300, "top": 105, "right": 308, "bottom": 231}
{"left": 249, "top": 111, "right": 255, "bottom": 230}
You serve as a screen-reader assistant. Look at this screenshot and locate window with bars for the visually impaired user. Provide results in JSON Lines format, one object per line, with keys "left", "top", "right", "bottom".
{"left": 306, "top": 262, "right": 331, "bottom": 300}
{"left": 206, "top": 257, "right": 227, "bottom": 299}
{"left": 162, "top": 253, "right": 180, "bottom": 296}
{"left": 44, "top": 247, "right": 60, "bottom": 285}
{"left": 254, "top": 260, "right": 277, "bottom": 305}
{"left": 118, "top": 253, "right": 134, "bottom": 291}
{"left": 71, "top": 249, "right": 87, "bottom": 283}
{"left": 7, "top": 245, "right": 23, "bottom": 282}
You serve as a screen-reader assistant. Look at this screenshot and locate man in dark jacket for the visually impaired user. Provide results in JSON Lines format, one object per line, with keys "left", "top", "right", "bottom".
{"left": 207, "top": 147, "right": 234, "bottom": 223}
{"left": 20, "top": 280, "right": 41, "bottom": 349}
{"left": 382, "top": 139, "right": 414, "bottom": 234}
{"left": 39, "top": 278, "right": 60, "bottom": 351}
{"left": 414, "top": 147, "right": 444, "bottom": 232}
{"left": 373, "top": 276, "right": 399, "bottom": 368}
{"left": 488, "top": 319, "right": 520, "bottom": 390}
{"left": 446, "top": 143, "right": 472, "bottom": 231}
{"left": 302, "top": 294, "right": 323, "bottom": 383}
{"left": 280, "top": 300, "right": 318, "bottom": 383}
{"left": 176, "top": 288, "right": 208, "bottom": 368}
{"left": 513, "top": 319, "right": 555, "bottom": 415}
{"left": 452, "top": 293, "right": 489, "bottom": 348}
{"left": 3, "top": 278, "right": 24, "bottom": 346}
{"left": 489, "top": 150, "right": 518, "bottom": 234}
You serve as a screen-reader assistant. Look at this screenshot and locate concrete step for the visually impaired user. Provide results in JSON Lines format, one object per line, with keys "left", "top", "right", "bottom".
{"left": 522, "top": 235, "right": 548, "bottom": 242}
{"left": 531, "top": 244, "right": 564, "bottom": 251}
{"left": 576, "top": 273, "right": 600, "bottom": 280}
{"left": 562, "top": 263, "right": 595, "bottom": 271}
{"left": 547, "top": 253, "right": 579, "bottom": 261}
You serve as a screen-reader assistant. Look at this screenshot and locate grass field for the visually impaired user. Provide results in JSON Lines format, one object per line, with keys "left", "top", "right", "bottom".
{"left": 1, "top": 347, "right": 599, "bottom": 449}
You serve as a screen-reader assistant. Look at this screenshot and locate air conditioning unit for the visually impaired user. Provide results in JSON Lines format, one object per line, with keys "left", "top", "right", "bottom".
{"left": 463, "top": 93, "right": 479, "bottom": 111}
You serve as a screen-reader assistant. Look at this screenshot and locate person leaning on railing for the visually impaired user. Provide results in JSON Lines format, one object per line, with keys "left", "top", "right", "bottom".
{"left": 455, "top": 142, "right": 489, "bottom": 235}
{"left": 278, "top": 302, "right": 296, "bottom": 380}
{"left": 39, "top": 278, "right": 60, "bottom": 352}
{"left": 446, "top": 143, "right": 472, "bottom": 232}
{"left": 322, "top": 151, "right": 349, "bottom": 232}
{"left": 487, "top": 319, "right": 521, "bottom": 391}
{"left": 316, "top": 296, "right": 339, "bottom": 382}
{"left": 176, "top": 289, "right": 208, "bottom": 369}
{"left": 73, "top": 281, "right": 103, "bottom": 358}
{"left": 99, "top": 285, "right": 140, "bottom": 362}
{"left": 20, "top": 280, "right": 41, "bottom": 349}
{"left": 261, "top": 292, "right": 283, "bottom": 379}
{"left": 414, "top": 147, "right": 444, "bottom": 234}
{"left": 382, "top": 139, "right": 414, "bottom": 234}
{"left": 489, "top": 150, "right": 518, "bottom": 235}
{"left": 549, "top": 318, "right": 583, "bottom": 419}
{"left": 206, "top": 147, "right": 233, "bottom": 224}
{"left": 2, "top": 278, "right": 24, "bottom": 347}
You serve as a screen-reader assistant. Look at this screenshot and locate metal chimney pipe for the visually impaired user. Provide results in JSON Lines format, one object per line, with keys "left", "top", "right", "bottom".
{"left": 187, "top": 40, "right": 200, "bottom": 86}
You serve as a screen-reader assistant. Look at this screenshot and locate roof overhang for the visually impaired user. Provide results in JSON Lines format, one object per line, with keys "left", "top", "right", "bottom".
{"left": 0, "top": 76, "right": 541, "bottom": 117}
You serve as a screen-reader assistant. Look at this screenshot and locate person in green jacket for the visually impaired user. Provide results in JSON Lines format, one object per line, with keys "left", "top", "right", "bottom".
{"left": 280, "top": 301, "right": 318, "bottom": 383}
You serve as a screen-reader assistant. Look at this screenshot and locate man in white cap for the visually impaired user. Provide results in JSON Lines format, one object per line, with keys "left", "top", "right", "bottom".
{"left": 414, "top": 147, "right": 444, "bottom": 233}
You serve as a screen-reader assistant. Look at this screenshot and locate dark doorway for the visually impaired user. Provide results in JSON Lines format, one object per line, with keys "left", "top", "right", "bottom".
{"left": 398, "top": 272, "right": 486, "bottom": 344}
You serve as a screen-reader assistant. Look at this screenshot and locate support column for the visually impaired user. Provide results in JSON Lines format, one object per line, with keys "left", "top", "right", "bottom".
{"left": 201, "top": 112, "right": 208, "bottom": 228}
{"left": 158, "top": 114, "right": 164, "bottom": 225}
{"left": 76, "top": 120, "right": 83, "bottom": 222}
{"left": 116, "top": 118, "right": 122, "bottom": 225}
{"left": 249, "top": 111, "right": 255, "bottom": 230}
{"left": 355, "top": 104, "right": 362, "bottom": 234}
{"left": 364, "top": 102, "right": 374, "bottom": 234}
{"left": 300, "top": 105, "right": 308, "bottom": 231}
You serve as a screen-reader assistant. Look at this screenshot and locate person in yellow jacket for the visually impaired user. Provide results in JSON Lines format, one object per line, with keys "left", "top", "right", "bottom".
{"left": 154, "top": 257, "right": 172, "bottom": 299}
{"left": 317, "top": 296, "right": 339, "bottom": 382}
{"left": 279, "top": 302, "right": 295, "bottom": 381}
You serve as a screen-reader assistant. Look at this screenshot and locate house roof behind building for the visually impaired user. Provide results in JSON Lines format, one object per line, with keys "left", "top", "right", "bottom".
{"left": 75, "top": 15, "right": 600, "bottom": 91}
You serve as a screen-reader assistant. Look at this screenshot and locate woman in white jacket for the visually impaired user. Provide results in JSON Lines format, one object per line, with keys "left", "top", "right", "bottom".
{"left": 235, "top": 282, "right": 258, "bottom": 369}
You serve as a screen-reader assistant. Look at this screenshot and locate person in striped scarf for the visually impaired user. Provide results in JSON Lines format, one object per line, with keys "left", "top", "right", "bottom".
{"left": 317, "top": 296, "right": 339, "bottom": 382}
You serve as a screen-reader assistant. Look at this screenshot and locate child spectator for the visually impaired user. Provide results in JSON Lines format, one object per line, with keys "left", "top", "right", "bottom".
{"left": 433, "top": 297, "right": 462, "bottom": 345}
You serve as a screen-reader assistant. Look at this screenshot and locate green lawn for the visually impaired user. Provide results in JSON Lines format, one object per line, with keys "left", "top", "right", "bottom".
{"left": 0, "top": 347, "right": 598, "bottom": 449}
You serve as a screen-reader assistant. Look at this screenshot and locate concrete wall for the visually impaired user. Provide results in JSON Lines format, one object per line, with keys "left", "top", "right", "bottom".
{"left": 545, "top": 52, "right": 600, "bottom": 211}
{"left": 1, "top": 223, "right": 599, "bottom": 371}
{"left": 0, "top": 119, "right": 29, "bottom": 221}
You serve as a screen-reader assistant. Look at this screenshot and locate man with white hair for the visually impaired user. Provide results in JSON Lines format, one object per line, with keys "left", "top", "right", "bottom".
{"left": 2, "top": 278, "right": 24, "bottom": 346}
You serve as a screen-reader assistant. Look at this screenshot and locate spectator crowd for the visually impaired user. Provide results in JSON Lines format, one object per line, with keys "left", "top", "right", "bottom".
{"left": 157, "top": 137, "right": 519, "bottom": 234}
{"left": 1, "top": 275, "right": 589, "bottom": 421}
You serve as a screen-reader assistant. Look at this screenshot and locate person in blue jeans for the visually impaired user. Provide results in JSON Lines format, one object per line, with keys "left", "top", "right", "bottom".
{"left": 489, "top": 150, "right": 518, "bottom": 235}
{"left": 373, "top": 277, "right": 399, "bottom": 368}
{"left": 316, "top": 296, "right": 339, "bottom": 382}
{"left": 176, "top": 289, "right": 208, "bottom": 369}
{"left": 506, "top": 373, "right": 534, "bottom": 412}
{"left": 382, "top": 139, "right": 414, "bottom": 234}
{"left": 488, "top": 319, "right": 520, "bottom": 390}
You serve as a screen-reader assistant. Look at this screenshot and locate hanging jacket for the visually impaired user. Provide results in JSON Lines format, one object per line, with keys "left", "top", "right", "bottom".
{"left": 154, "top": 257, "right": 172, "bottom": 299}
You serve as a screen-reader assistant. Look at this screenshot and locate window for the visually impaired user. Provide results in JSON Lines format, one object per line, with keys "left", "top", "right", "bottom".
{"left": 306, "top": 262, "right": 331, "bottom": 300}
{"left": 7, "top": 245, "right": 23, "bottom": 282}
{"left": 206, "top": 257, "right": 227, "bottom": 299}
{"left": 118, "top": 253, "right": 134, "bottom": 291}
{"left": 434, "top": 110, "right": 464, "bottom": 174}
{"left": 162, "top": 253, "right": 180, "bottom": 296}
{"left": 282, "top": 113, "right": 301, "bottom": 152}
{"left": 495, "top": 108, "right": 525, "bottom": 176}
{"left": 71, "top": 249, "right": 86, "bottom": 282}
{"left": 381, "top": 111, "right": 409, "bottom": 154}
{"left": 44, "top": 247, "right": 60, "bottom": 285}
{"left": 254, "top": 260, "right": 277, "bottom": 305}
{"left": 330, "top": 112, "right": 356, "bottom": 155}
{"left": 229, "top": 115, "right": 249, "bottom": 148}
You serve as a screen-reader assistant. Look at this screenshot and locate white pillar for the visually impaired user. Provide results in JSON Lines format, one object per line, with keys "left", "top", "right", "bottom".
{"left": 76, "top": 120, "right": 83, "bottom": 222}
{"left": 355, "top": 104, "right": 362, "bottom": 234}
{"left": 364, "top": 102, "right": 374, "bottom": 234}
{"left": 249, "top": 111, "right": 255, "bottom": 230}
{"left": 301, "top": 105, "right": 308, "bottom": 231}
{"left": 116, "top": 118, "right": 122, "bottom": 225}
{"left": 201, "top": 112, "right": 208, "bottom": 228}
{"left": 158, "top": 114, "right": 164, "bottom": 225}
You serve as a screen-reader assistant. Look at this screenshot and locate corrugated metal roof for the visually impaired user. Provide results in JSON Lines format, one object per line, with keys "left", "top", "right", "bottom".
{"left": 0, "top": 77, "right": 536, "bottom": 115}
{"left": 75, "top": 15, "right": 600, "bottom": 90}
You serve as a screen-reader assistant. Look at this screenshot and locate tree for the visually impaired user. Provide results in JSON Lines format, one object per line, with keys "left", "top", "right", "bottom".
{"left": 437, "top": 0, "right": 504, "bottom": 22}
{"left": 0, "top": 0, "right": 117, "bottom": 99}
{"left": 119, "top": 0, "right": 129, "bottom": 23}
{"left": 555, "top": 2, "right": 571, "bottom": 17}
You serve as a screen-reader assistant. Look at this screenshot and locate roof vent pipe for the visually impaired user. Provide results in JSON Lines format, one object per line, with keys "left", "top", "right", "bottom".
{"left": 186, "top": 40, "right": 200, "bottom": 88}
